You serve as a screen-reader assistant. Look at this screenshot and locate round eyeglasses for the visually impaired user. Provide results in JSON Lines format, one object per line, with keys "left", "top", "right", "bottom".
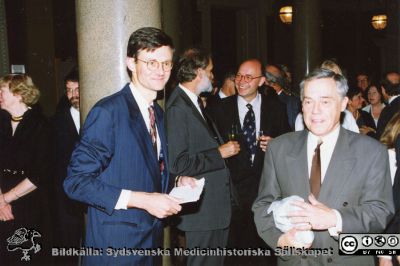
{"left": 137, "top": 59, "right": 173, "bottom": 72}
{"left": 234, "top": 74, "right": 263, "bottom": 83}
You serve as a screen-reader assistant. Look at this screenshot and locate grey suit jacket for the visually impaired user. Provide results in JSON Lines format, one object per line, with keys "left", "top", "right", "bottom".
{"left": 253, "top": 128, "right": 394, "bottom": 266}
{"left": 166, "top": 86, "right": 231, "bottom": 231}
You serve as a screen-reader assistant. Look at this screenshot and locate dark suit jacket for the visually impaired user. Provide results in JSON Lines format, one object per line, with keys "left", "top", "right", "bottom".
{"left": 277, "top": 92, "right": 301, "bottom": 131}
{"left": 208, "top": 94, "right": 290, "bottom": 209}
{"left": 253, "top": 128, "right": 394, "bottom": 266}
{"left": 166, "top": 85, "right": 231, "bottom": 231}
{"left": 52, "top": 106, "right": 84, "bottom": 248}
{"left": 376, "top": 96, "right": 400, "bottom": 139}
{"left": 64, "top": 84, "right": 169, "bottom": 265}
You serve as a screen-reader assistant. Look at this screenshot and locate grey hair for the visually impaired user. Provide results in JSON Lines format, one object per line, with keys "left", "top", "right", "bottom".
{"left": 299, "top": 68, "right": 348, "bottom": 101}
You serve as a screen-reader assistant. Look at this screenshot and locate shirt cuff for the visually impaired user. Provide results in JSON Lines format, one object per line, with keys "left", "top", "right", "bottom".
{"left": 114, "top": 189, "right": 131, "bottom": 210}
{"left": 378, "top": 256, "right": 392, "bottom": 260}
{"left": 328, "top": 209, "right": 342, "bottom": 237}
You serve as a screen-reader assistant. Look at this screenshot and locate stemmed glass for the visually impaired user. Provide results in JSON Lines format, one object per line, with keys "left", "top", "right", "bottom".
{"left": 257, "top": 130, "right": 264, "bottom": 144}
{"left": 228, "top": 124, "right": 239, "bottom": 141}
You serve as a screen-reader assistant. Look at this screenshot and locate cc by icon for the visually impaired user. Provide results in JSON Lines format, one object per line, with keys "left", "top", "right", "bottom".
{"left": 341, "top": 236, "right": 358, "bottom": 254}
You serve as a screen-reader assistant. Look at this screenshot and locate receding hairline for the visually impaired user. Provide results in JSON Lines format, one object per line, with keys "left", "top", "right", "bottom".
{"left": 238, "top": 59, "right": 263, "bottom": 75}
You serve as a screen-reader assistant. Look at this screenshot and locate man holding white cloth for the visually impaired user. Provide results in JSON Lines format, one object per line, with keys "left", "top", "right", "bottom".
{"left": 253, "top": 68, "right": 394, "bottom": 265}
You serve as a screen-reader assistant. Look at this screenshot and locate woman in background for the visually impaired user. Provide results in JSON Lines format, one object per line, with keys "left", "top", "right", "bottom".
{"left": 380, "top": 112, "right": 400, "bottom": 266}
{"left": 0, "top": 74, "right": 53, "bottom": 265}
{"left": 346, "top": 86, "right": 376, "bottom": 136}
{"left": 363, "top": 84, "right": 385, "bottom": 127}
{"left": 380, "top": 112, "right": 400, "bottom": 184}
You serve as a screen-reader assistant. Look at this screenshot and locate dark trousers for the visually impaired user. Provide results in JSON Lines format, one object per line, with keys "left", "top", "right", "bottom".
{"left": 225, "top": 205, "right": 276, "bottom": 266}
{"left": 185, "top": 228, "right": 229, "bottom": 266}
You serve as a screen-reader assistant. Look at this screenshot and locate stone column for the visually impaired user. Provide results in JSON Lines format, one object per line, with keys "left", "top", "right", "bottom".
{"left": 75, "top": 2, "right": 173, "bottom": 265}
{"left": 76, "top": 0, "right": 161, "bottom": 121}
{"left": 293, "top": 0, "right": 321, "bottom": 87}
{"left": 0, "top": 0, "right": 9, "bottom": 76}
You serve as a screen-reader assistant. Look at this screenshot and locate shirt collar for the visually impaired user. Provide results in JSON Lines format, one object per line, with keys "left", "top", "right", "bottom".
{"left": 129, "top": 82, "right": 153, "bottom": 111}
{"left": 389, "top": 95, "right": 400, "bottom": 104}
{"left": 219, "top": 90, "right": 227, "bottom": 99}
{"left": 179, "top": 83, "right": 199, "bottom": 104}
{"left": 308, "top": 125, "right": 340, "bottom": 149}
{"left": 237, "top": 92, "right": 261, "bottom": 109}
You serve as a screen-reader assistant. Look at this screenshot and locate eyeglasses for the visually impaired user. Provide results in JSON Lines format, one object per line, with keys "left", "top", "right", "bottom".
{"left": 234, "top": 74, "right": 263, "bottom": 83}
{"left": 137, "top": 59, "right": 173, "bottom": 72}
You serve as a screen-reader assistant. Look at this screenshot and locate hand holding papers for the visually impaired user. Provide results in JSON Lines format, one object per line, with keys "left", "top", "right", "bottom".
{"left": 267, "top": 195, "right": 314, "bottom": 245}
{"left": 169, "top": 178, "right": 205, "bottom": 203}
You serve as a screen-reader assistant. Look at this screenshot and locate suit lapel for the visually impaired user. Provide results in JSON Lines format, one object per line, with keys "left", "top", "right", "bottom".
{"left": 286, "top": 130, "right": 310, "bottom": 199}
{"left": 177, "top": 87, "right": 216, "bottom": 139}
{"left": 123, "top": 86, "right": 161, "bottom": 191}
{"left": 253, "top": 96, "right": 268, "bottom": 166}
{"left": 66, "top": 108, "right": 79, "bottom": 138}
{"left": 318, "top": 128, "right": 355, "bottom": 204}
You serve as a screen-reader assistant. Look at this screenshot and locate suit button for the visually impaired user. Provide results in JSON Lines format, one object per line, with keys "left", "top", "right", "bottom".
{"left": 327, "top": 257, "right": 333, "bottom": 263}
{"left": 343, "top": 202, "right": 348, "bottom": 207}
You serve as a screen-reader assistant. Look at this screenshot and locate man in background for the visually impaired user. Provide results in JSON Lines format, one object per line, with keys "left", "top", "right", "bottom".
{"left": 265, "top": 64, "right": 300, "bottom": 130}
{"left": 166, "top": 48, "right": 239, "bottom": 266}
{"left": 53, "top": 69, "right": 84, "bottom": 265}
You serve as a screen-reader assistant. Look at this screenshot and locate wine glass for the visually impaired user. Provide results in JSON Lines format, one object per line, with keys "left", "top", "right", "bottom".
{"left": 257, "top": 130, "right": 264, "bottom": 144}
{"left": 227, "top": 124, "right": 239, "bottom": 141}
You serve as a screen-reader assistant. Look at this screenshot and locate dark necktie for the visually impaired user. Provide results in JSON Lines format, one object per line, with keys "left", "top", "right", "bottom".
{"left": 242, "top": 103, "right": 257, "bottom": 159}
{"left": 310, "top": 141, "right": 323, "bottom": 198}
{"left": 197, "top": 97, "right": 206, "bottom": 116}
{"left": 148, "top": 106, "right": 157, "bottom": 156}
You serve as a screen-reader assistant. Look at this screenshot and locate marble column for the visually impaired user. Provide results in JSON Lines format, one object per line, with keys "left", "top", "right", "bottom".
{"left": 0, "top": 0, "right": 9, "bottom": 76}
{"left": 293, "top": 0, "right": 321, "bottom": 86}
{"left": 75, "top": 2, "right": 174, "bottom": 265}
{"left": 76, "top": 0, "right": 161, "bottom": 120}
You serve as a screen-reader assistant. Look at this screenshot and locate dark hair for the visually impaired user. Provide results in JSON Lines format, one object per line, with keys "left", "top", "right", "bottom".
{"left": 300, "top": 68, "right": 348, "bottom": 100}
{"left": 265, "top": 63, "right": 288, "bottom": 90}
{"left": 127, "top": 27, "right": 174, "bottom": 59}
{"left": 64, "top": 69, "right": 79, "bottom": 84}
{"left": 381, "top": 78, "right": 400, "bottom": 96}
{"left": 127, "top": 27, "right": 174, "bottom": 77}
{"left": 346, "top": 87, "right": 362, "bottom": 99}
{"left": 365, "top": 84, "right": 383, "bottom": 102}
{"left": 176, "top": 48, "right": 210, "bottom": 83}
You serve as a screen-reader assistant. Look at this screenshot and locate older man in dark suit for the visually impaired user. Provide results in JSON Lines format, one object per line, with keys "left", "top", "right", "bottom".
{"left": 166, "top": 48, "right": 240, "bottom": 266}
{"left": 253, "top": 68, "right": 394, "bottom": 266}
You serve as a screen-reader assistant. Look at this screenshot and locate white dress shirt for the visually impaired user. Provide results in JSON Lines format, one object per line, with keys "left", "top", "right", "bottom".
{"left": 179, "top": 84, "right": 204, "bottom": 119}
{"left": 115, "top": 82, "right": 161, "bottom": 210}
{"left": 388, "top": 148, "right": 397, "bottom": 185}
{"left": 237, "top": 92, "right": 261, "bottom": 133}
{"left": 307, "top": 126, "right": 342, "bottom": 235}
{"left": 70, "top": 106, "right": 80, "bottom": 133}
{"left": 218, "top": 90, "right": 227, "bottom": 99}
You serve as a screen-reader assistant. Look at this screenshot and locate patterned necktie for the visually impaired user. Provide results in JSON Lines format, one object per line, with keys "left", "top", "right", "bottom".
{"left": 148, "top": 106, "right": 157, "bottom": 156}
{"left": 310, "top": 141, "right": 323, "bottom": 198}
{"left": 242, "top": 103, "right": 257, "bottom": 159}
